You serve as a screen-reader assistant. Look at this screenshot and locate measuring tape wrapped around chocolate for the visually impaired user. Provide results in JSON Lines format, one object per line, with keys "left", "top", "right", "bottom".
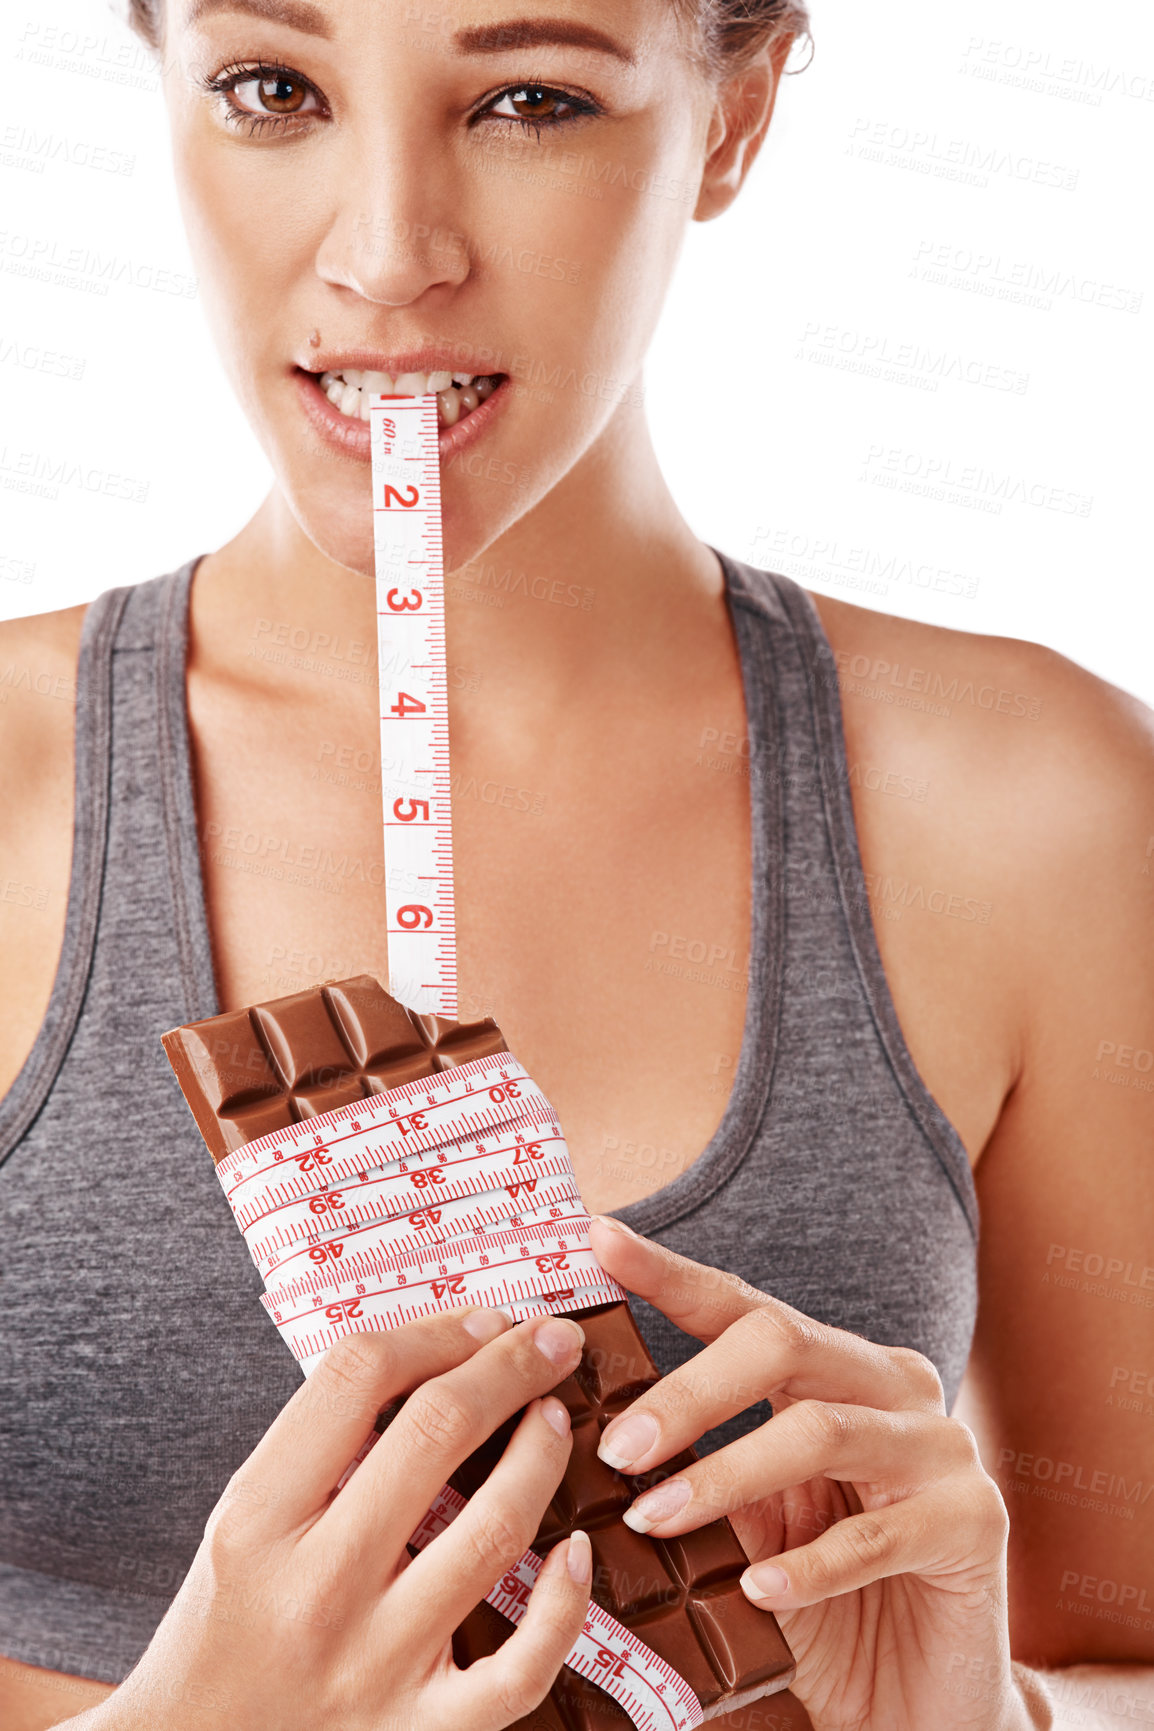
{"left": 162, "top": 975, "right": 796, "bottom": 1729}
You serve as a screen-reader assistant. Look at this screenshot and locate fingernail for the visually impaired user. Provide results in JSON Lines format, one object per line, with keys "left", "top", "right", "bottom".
{"left": 590, "top": 1214, "right": 637, "bottom": 1235}
{"left": 741, "top": 1564, "right": 790, "bottom": 1601}
{"left": 533, "top": 1317, "right": 585, "bottom": 1366}
{"left": 623, "top": 1477, "right": 690, "bottom": 1533}
{"left": 567, "top": 1529, "right": 592, "bottom": 1584}
{"left": 463, "top": 1308, "right": 514, "bottom": 1341}
{"left": 597, "top": 1411, "right": 659, "bottom": 1470}
{"left": 539, "top": 1396, "right": 571, "bottom": 1439}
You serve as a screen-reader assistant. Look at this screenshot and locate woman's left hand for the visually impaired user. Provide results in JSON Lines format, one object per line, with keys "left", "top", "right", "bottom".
{"left": 587, "top": 1217, "right": 1036, "bottom": 1731}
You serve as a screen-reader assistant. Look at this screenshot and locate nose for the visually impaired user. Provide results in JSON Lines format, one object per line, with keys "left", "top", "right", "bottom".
{"left": 314, "top": 121, "right": 472, "bottom": 306}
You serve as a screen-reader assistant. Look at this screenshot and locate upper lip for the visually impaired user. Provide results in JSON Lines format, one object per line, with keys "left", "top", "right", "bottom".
{"left": 296, "top": 345, "right": 505, "bottom": 378}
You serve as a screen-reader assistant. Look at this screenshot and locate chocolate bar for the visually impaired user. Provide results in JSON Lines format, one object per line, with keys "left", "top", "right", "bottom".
{"left": 162, "top": 977, "right": 795, "bottom": 1726}
{"left": 161, "top": 974, "right": 510, "bottom": 1162}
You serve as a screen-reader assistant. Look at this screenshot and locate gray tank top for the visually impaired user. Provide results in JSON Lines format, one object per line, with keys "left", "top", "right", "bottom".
{"left": 0, "top": 552, "right": 978, "bottom": 1683}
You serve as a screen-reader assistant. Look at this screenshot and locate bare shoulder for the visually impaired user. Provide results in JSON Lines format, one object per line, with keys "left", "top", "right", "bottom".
{"left": 819, "top": 605, "right": 1154, "bottom": 1664}
{"left": 0, "top": 601, "right": 89, "bottom": 1104}
{"left": 0, "top": 601, "right": 89, "bottom": 805}
{"left": 809, "top": 591, "right": 1154, "bottom": 870}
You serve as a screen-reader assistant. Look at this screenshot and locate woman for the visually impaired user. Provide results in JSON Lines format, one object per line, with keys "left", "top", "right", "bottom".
{"left": 0, "top": 0, "right": 1151, "bottom": 1725}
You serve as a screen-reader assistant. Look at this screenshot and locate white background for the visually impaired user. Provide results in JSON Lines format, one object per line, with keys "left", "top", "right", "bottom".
{"left": 1, "top": 0, "right": 1151, "bottom": 703}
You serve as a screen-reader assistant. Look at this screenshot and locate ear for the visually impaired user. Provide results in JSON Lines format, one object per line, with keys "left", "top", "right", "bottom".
{"left": 693, "top": 37, "right": 795, "bottom": 223}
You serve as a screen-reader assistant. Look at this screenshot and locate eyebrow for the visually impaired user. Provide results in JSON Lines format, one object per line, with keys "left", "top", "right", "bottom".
{"left": 185, "top": 1, "right": 635, "bottom": 65}
{"left": 453, "top": 19, "right": 635, "bottom": 65}
{"left": 186, "top": 0, "right": 332, "bottom": 35}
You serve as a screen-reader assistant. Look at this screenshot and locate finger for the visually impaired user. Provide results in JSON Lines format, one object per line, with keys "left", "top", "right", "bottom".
{"left": 318, "top": 1315, "right": 585, "bottom": 1570}
{"left": 736, "top": 1477, "right": 1009, "bottom": 1610}
{"left": 215, "top": 1307, "right": 514, "bottom": 1539}
{"left": 397, "top": 1394, "right": 573, "bottom": 1634}
{"left": 618, "top": 1406, "right": 981, "bottom": 1536}
{"left": 448, "top": 1530, "right": 592, "bottom": 1731}
{"left": 588, "top": 1221, "right": 944, "bottom": 1474}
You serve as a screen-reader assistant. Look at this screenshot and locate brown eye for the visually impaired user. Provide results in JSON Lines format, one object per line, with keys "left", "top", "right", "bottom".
{"left": 247, "top": 74, "right": 308, "bottom": 113}
{"left": 508, "top": 86, "right": 559, "bottom": 121}
{"left": 481, "top": 83, "right": 595, "bottom": 132}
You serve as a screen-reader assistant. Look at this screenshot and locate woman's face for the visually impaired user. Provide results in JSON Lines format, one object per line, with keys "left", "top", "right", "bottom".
{"left": 162, "top": 0, "right": 730, "bottom": 576}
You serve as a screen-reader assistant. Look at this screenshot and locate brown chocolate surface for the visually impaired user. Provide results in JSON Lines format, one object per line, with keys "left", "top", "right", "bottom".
{"left": 449, "top": 1298, "right": 795, "bottom": 1727}
{"left": 161, "top": 974, "right": 508, "bottom": 1161}
{"left": 163, "top": 976, "right": 795, "bottom": 1725}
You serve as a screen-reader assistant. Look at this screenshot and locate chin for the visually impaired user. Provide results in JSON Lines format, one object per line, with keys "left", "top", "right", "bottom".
{"left": 275, "top": 458, "right": 523, "bottom": 581}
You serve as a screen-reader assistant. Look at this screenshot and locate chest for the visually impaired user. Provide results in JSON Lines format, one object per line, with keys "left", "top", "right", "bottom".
{"left": 189, "top": 667, "right": 754, "bottom": 1217}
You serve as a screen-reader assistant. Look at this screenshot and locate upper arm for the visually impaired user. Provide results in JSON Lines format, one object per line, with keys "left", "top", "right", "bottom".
{"left": 955, "top": 652, "right": 1154, "bottom": 1667}
{"left": 0, "top": 604, "right": 87, "bottom": 1103}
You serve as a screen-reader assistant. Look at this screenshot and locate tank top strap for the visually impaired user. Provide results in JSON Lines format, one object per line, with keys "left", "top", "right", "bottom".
{"left": 0, "top": 556, "right": 214, "bottom": 1170}
{"left": 717, "top": 550, "right": 977, "bottom": 1236}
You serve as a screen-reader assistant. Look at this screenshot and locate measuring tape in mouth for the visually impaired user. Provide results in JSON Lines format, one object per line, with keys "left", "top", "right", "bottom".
{"left": 370, "top": 392, "right": 456, "bottom": 1018}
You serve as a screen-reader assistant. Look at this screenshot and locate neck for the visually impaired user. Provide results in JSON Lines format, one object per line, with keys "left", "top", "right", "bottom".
{"left": 190, "top": 397, "right": 726, "bottom": 747}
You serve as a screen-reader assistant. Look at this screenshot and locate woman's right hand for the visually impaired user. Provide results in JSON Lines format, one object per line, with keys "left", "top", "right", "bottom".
{"left": 74, "top": 1308, "right": 592, "bottom": 1731}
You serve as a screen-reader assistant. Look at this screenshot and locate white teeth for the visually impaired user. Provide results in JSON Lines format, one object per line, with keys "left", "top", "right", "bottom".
{"left": 318, "top": 366, "right": 498, "bottom": 424}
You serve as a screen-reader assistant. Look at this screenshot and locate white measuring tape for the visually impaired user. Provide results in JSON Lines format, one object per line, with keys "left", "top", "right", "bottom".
{"left": 215, "top": 1053, "right": 625, "bottom": 1371}
{"left": 370, "top": 393, "right": 456, "bottom": 1018}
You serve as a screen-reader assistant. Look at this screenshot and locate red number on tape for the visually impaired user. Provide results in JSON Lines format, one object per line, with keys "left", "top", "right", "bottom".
{"left": 431, "top": 1276, "right": 466, "bottom": 1299}
{"left": 308, "top": 1192, "right": 345, "bottom": 1215}
{"left": 389, "top": 692, "right": 427, "bottom": 718}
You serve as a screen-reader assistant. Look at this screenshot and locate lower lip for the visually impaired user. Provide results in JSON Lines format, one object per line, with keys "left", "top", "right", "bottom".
{"left": 293, "top": 369, "right": 510, "bottom": 464}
